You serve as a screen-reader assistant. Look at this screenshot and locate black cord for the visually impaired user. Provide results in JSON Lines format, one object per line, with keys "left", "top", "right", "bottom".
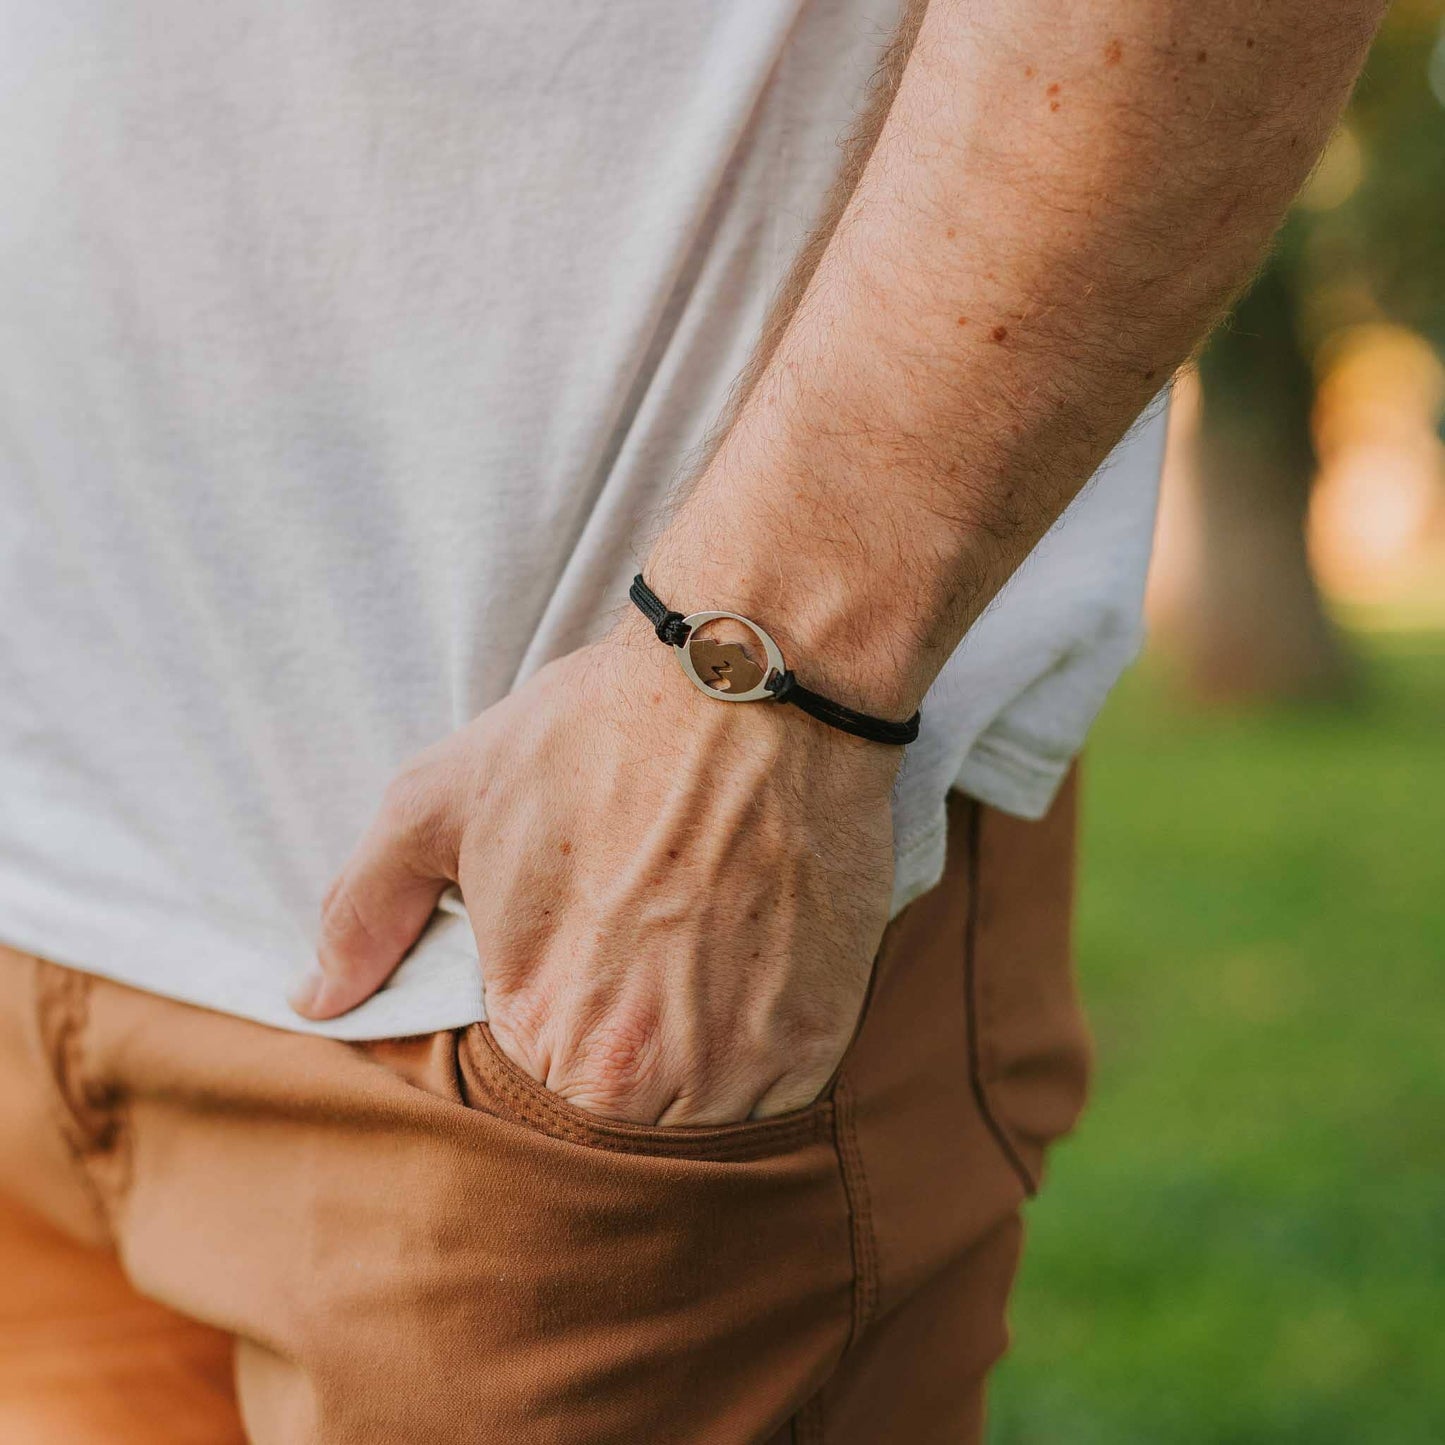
{"left": 628, "top": 575, "right": 691, "bottom": 647}
{"left": 763, "top": 668, "right": 921, "bottom": 746}
{"left": 629, "top": 575, "right": 921, "bottom": 746}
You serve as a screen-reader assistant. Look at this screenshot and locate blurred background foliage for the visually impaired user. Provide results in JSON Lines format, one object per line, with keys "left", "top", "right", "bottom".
{"left": 991, "top": 5, "right": 1445, "bottom": 1440}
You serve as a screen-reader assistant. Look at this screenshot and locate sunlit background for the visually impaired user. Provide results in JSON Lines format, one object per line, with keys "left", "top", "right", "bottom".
{"left": 992, "top": 4, "right": 1445, "bottom": 1439}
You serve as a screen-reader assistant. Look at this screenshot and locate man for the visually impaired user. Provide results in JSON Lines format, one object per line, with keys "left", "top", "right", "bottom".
{"left": 0, "top": 0, "right": 1382, "bottom": 1440}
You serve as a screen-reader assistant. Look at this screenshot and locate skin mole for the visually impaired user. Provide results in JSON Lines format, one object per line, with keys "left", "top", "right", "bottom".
{"left": 559, "top": 839, "right": 572, "bottom": 855}
{"left": 1104, "top": 38, "right": 1123, "bottom": 65}
{"left": 991, "top": 325, "right": 1008, "bottom": 342}
{"left": 956, "top": 315, "right": 969, "bottom": 326}
{"left": 667, "top": 848, "right": 680, "bottom": 860}
{"left": 1197, "top": 49, "right": 1208, "bottom": 62}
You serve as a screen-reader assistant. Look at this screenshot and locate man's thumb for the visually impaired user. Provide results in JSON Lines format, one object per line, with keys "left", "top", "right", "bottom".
{"left": 291, "top": 783, "right": 454, "bottom": 1020}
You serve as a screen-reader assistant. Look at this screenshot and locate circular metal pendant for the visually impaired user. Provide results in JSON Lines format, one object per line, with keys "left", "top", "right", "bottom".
{"left": 673, "top": 610, "right": 785, "bottom": 703}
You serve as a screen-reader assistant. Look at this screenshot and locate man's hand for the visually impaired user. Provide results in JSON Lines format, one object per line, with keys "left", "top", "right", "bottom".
{"left": 292, "top": 0, "right": 1383, "bottom": 1119}
{"left": 291, "top": 626, "right": 899, "bottom": 1124}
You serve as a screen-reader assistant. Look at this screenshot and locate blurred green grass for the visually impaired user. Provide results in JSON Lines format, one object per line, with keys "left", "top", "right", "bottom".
{"left": 990, "top": 629, "right": 1445, "bottom": 1445}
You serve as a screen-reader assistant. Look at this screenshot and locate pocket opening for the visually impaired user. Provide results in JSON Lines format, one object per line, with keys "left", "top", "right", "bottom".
{"left": 460, "top": 1023, "right": 835, "bottom": 1163}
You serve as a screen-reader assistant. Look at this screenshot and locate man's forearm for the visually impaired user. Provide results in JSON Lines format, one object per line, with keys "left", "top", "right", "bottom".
{"left": 646, "top": 0, "right": 1384, "bottom": 718}
{"left": 308, "top": 0, "right": 1385, "bottom": 1126}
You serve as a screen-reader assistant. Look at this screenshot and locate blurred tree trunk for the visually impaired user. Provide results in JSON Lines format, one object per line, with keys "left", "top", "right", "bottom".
{"left": 1178, "top": 267, "right": 1357, "bottom": 702}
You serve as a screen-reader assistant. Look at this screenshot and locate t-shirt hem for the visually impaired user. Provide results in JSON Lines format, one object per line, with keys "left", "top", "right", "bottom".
{"left": 1, "top": 737, "right": 1078, "bottom": 1043}
{"left": 0, "top": 871, "right": 486, "bottom": 1041}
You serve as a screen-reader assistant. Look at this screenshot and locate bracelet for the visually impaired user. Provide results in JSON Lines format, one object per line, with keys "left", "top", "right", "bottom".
{"left": 628, "top": 575, "right": 921, "bottom": 746}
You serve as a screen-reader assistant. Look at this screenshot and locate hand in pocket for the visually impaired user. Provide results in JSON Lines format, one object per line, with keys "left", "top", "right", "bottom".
{"left": 293, "top": 626, "right": 899, "bottom": 1126}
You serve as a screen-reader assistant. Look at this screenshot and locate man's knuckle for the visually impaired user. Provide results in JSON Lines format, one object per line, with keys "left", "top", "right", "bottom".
{"left": 667, "top": 1012, "right": 717, "bottom": 1077}
{"left": 490, "top": 986, "right": 550, "bottom": 1055}
{"left": 572, "top": 1007, "right": 666, "bottom": 1106}
{"left": 777, "top": 998, "right": 847, "bottom": 1054}
{"left": 777, "top": 1022, "right": 847, "bottom": 1085}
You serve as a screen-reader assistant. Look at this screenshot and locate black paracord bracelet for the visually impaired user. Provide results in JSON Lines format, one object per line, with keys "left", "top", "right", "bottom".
{"left": 629, "top": 575, "right": 921, "bottom": 747}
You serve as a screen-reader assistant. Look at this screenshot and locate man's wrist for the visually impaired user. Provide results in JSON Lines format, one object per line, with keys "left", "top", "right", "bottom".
{"left": 642, "top": 465, "right": 958, "bottom": 723}
{"left": 603, "top": 609, "right": 908, "bottom": 795}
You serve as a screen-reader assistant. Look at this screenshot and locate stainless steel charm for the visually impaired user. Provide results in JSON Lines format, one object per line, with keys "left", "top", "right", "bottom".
{"left": 673, "top": 610, "right": 785, "bottom": 703}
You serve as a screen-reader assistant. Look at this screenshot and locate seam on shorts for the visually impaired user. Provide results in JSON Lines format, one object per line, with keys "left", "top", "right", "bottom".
{"left": 32, "top": 959, "right": 126, "bottom": 1240}
{"left": 831, "top": 1076, "right": 878, "bottom": 1350}
{"left": 962, "top": 802, "right": 1038, "bottom": 1198}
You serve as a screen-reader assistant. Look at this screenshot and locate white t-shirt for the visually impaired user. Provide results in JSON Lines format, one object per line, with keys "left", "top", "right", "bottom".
{"left": 0, "top": 0, "right": 1164, "bottom": 1039}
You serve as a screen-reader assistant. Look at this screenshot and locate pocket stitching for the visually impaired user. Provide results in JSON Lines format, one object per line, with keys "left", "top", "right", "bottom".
{"left": 465, "top": 1025, "right": 831, "bottom": 1162}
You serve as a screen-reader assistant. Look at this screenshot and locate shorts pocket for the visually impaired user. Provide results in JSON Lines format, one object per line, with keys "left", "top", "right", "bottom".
{"left": 329, "top": 1020, "right": 859, "bottom": 1442}
{"left": 458, "top": 1022, "right": 836, "bottom": 1164}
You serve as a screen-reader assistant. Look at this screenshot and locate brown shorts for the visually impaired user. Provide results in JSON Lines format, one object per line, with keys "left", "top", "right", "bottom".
{"left": 0, "top": 780, "right": 1088, "bottom": 1444}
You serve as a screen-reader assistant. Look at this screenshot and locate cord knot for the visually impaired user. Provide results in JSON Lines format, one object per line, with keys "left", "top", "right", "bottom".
{"left": 655, "top": 611, "right": 690, "bottom": 647}
{"left": 765, "top": 669, "right": 796, "bottom": 702}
